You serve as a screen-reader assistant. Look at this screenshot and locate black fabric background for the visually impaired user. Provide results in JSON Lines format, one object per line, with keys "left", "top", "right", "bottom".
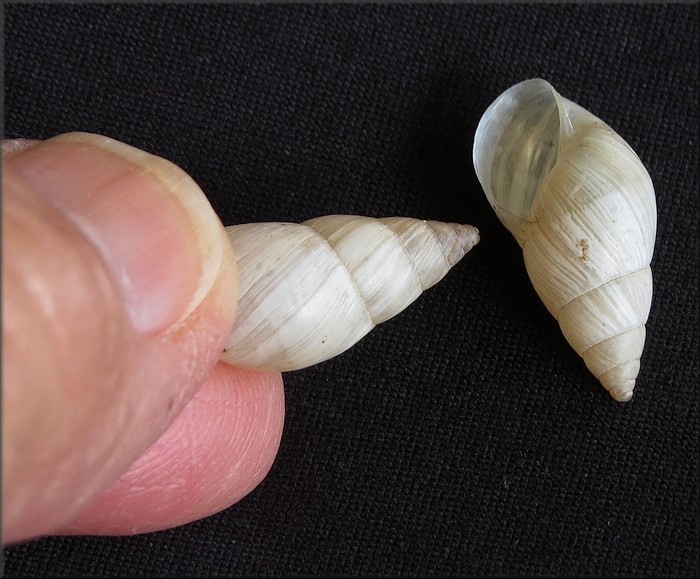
{"left": 3, "top": 3, "right": 698, "bottom": 577}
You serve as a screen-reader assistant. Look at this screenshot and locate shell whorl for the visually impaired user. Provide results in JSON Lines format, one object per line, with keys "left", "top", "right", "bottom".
{"left": 221, "top": 215, "right": 479, "bottom": 372}
{"left": 473, "top": 78, "right": 656, "bottom": 402}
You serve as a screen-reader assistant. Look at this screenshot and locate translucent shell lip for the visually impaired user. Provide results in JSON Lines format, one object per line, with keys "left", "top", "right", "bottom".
{"left": 473, "top": 79, "right": 657, "bottom": 402}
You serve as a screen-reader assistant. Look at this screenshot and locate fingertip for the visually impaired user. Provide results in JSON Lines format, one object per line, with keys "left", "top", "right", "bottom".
{"left": 58, "top": 363, "right": 285, "bottom": 536}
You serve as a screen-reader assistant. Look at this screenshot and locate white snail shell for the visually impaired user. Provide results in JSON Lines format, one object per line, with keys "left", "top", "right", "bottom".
{"left": 473, "top": 78, "right": 657, "bottom": 402}
{"left": 221, "top": 215, "right": 480, "bottom": 372}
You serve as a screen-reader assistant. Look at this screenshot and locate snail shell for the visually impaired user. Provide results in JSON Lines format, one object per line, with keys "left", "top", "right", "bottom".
{"left": 221, "top": 215, "right": 480, "bottom": 372}
{"left": 473, "top": 78, "right": 656, "bottom": 402}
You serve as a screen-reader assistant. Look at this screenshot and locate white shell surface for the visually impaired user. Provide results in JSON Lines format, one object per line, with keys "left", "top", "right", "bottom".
{"left": 221, "top": 215, "right": 479, "bottom": 372}
{"left": 473, "top": 78, "right": 657, "bottom": 402}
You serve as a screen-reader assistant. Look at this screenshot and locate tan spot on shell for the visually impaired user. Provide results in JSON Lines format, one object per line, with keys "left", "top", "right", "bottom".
{"left": 577, "top": 239, "right": 590, "bottom": 262}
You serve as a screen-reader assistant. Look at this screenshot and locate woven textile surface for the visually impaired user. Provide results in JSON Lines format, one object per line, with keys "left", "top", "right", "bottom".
{"left": 3, "top": 3, "right": 698, "bottom": 577}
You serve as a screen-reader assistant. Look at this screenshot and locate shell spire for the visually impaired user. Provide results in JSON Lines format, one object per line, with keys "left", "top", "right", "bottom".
{"left": 220, "top": 215, "right": 479, "bottom": 372}
{"left": 473, "top": 78, "right": 656, "bottom": 402}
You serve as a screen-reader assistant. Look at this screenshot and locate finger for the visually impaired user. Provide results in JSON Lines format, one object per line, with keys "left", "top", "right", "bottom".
{"left": 2, "top": 138, "right": 41, "bottom": 159}
{"left": 57, "top": 364, "right": 285, "bottom": 536}
{"left": 2, "top": 133, "right": 239, "bottom": 543}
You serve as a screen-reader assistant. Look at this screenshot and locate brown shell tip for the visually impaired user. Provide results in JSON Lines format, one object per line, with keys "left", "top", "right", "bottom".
{"left": 426, "top": 221, "right": 480, "bottom": 267}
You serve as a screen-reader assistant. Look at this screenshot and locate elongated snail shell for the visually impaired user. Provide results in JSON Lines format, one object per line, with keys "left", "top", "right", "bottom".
{"left": 220, "top": 215, "right": 480, "bottom": 372}
{"left": 473, "top": 78, "right": 656, "bottom": 402}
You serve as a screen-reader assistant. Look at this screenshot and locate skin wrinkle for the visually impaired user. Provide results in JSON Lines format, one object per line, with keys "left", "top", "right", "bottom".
{"left": 57, "top": 367, "right": 284, "bottom": 536}
{"left": 191, "top": 375, "right": 281, "bottom": 484}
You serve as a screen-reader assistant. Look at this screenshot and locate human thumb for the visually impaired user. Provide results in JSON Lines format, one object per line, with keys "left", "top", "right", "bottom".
{"left": 2, "top": 132, "right": 238, "bottom": 542}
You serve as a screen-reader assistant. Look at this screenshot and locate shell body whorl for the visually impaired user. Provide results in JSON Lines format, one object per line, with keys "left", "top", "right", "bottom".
{"left": 221, "top": 215, "right": 479, "bottom": 372}
{"left": 473, "top": 79, "right": 656, "bottom": 402}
